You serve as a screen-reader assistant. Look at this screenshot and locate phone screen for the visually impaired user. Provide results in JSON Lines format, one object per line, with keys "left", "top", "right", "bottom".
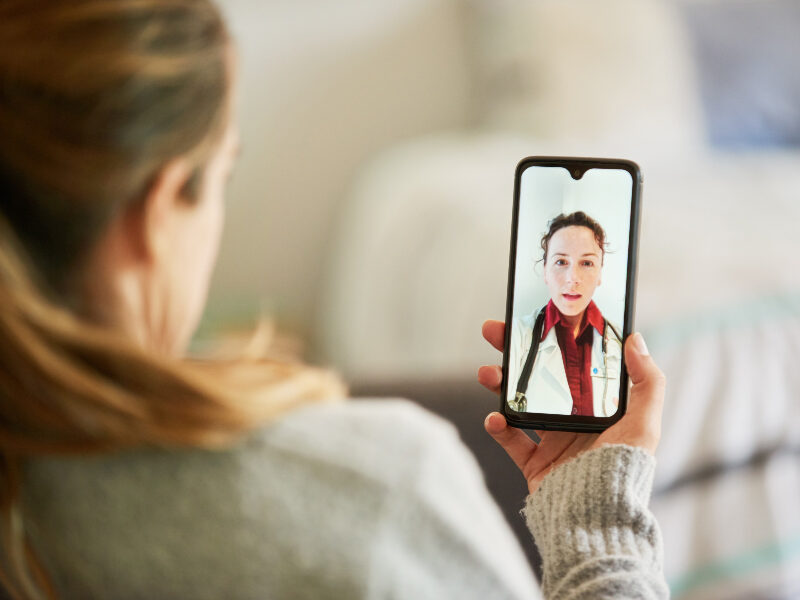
{"left": 503, "top": 158, "right": 640, "bottom": 429}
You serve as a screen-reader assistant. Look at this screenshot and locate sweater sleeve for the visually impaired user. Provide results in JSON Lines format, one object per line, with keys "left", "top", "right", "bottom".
{"left": 524, "top": 444, "right": 669, "bottom": 599}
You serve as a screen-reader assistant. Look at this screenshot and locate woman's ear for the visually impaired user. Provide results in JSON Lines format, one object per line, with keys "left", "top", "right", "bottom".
{"left": 133, "top": 159, "right": 193, "bottom": 264}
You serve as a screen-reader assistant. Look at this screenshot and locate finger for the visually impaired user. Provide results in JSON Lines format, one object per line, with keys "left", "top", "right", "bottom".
{"left": 526, "top": 430, "right": 578, "bottom": 472}
{"left": 529, "top": 433, "right": 597, "bottom": 489}
{"left": 482, "top": 320, "right": 505, "bottom": 353}
{"left": 622, "top": 332, "right": 666, "bottom": 449}
{"left": 625, "top": 333, "right": 665, "bottom": 388}
{"left": 625, "top": 333, "right": 666, "bottom": 412}
{"left": 484, "top": 412, "right": 538, "bottom": 473}
{"left": 477, "top": 365, "right": 502, "bottom": 394}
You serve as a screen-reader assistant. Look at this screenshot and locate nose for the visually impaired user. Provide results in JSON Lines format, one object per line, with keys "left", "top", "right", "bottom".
{"left": 567, "top": 264, "right": 581, "bottom": 284}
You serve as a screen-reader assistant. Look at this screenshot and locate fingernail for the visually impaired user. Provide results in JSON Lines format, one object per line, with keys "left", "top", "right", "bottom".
{"left": 485, "top": 412, "right": 503, "bottom": 431}
{"left": 633, "top": 332, "right": 649, "bottom": 356}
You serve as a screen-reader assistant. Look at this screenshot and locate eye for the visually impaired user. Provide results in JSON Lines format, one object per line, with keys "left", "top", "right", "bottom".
{"left": 555, "top": 259, "right": 567, "bottom": 266}
{"left": 581, "top": 260, "right": 594, "bottom": 267}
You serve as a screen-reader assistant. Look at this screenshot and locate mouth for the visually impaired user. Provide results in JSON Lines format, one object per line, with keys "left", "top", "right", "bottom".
{"left": 562, "top": 293, "right": 582, "bottom": 302}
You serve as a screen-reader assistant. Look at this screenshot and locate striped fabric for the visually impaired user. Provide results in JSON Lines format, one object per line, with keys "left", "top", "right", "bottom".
{"left": 647, "top": 292, "right": 800, "bottom": 599}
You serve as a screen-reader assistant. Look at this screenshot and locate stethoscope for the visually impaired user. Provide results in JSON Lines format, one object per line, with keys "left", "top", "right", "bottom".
{"left": 596, "top": 321, "right": 621, "bottom": 410}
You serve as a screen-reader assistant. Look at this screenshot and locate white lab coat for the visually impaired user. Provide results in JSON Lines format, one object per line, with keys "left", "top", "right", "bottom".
{"left": 507, "top": 309, "right": 622, "bottom": 417}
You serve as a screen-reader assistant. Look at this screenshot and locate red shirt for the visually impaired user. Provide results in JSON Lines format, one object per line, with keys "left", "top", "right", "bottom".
{"left": 541, "top": 300, "right": 605, "bottom": 416}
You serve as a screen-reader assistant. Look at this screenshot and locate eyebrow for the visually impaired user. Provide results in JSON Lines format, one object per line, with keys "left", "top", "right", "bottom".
{"left": 552, "top": 252, "right": 600, "bottom": 257}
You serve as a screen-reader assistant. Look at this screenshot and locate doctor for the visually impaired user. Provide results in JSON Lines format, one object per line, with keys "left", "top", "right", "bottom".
{"left": 508, "top": 211, "right": 622, "bottom": 417}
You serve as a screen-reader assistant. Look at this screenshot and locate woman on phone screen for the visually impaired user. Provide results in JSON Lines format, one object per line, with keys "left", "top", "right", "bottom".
{"left": 0, "top": 2, "right": 666, "bottom": 598}
{"left": 508, "top": 212, "right": 623, "bottom": 416}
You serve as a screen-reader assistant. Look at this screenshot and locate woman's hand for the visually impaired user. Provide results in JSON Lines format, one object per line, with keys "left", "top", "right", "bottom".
{"left": 478, "top": 320, "right": 665, "bottom": 496}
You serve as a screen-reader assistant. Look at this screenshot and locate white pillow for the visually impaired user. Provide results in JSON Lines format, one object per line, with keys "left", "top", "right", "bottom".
{"left": 472, "top": 0, "right": 704, "bottom": 151}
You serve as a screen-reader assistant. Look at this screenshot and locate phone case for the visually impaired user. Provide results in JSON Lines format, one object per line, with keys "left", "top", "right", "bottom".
{"left": 500, "top": 157, "right": 642, "bottom": 432}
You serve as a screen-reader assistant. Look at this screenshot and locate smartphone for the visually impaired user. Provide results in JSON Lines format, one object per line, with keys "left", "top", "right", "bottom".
{"left": 501, "top": 157, "right": 642, "bottom": 432}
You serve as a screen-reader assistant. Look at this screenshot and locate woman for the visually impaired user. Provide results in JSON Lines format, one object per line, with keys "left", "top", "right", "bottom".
{"left": 0, "top": 1, "right": 667, "bottom": 598}
{"left": 508, "top": 212, "right": 623, "bottom": 417}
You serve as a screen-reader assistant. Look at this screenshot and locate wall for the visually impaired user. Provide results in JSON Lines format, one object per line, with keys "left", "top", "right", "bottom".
{"left": 200, "top": 0, "right": 474, "bottom": 346}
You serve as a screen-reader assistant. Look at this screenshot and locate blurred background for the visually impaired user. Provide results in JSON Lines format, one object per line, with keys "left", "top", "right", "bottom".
{"left": 198, "top": 0, "right": 800, "bottom": 597}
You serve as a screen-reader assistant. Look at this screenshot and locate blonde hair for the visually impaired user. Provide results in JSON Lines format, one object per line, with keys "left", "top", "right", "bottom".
{"left": 0, "top": 1, "right": 344, "bottom": 598}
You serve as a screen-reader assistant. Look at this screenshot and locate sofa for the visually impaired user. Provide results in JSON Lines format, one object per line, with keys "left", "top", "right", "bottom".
{"left": 208, "top": 1, "right": 800, "bottom": 597}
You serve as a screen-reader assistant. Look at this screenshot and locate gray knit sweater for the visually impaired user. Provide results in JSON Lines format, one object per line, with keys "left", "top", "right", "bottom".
{"left": 21, "top": 400, "right": 668, "bottom": 599}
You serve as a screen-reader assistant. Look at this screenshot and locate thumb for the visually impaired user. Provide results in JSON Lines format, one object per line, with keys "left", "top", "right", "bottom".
{"left": 625, "top": 332, "right": 664, "bottom": 388}
{"left": 623, "top": 332, "right": 666, "bottom": 433}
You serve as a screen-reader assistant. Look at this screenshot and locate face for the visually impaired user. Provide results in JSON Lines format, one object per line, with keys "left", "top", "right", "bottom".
{"left": 543, "top": 225, "right": 602, "bottom": 318}
{"left": 163, "top": 118, "right": 240, "bottom": 355}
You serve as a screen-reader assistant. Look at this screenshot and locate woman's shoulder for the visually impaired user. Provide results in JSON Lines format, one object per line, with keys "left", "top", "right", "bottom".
{"left": 247, "top": 398, "right": 467, "bottom": 484}
{"left": 26, "top": 398, "right": 459, "bottom": 485}
{"left": 24, "top": 399, "right": 467, "bottom": 518}
{"left": 22, "top": 399, "right": 481, "bottom": 598}
{"left": 264, "top": 397, "right": 459, "bottom": 447}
